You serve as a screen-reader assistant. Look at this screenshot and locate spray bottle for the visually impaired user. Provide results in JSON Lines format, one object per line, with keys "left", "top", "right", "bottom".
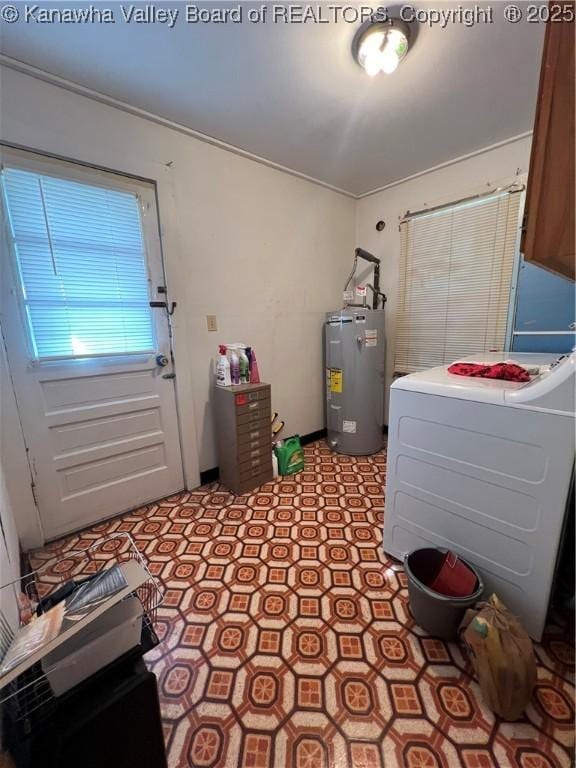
{"left": 249, "top": 348, "right": 261, "bottom": 384}
{"left": 228, "top": 345, "right": 240, "bottom": 385}
{"left": 216, "top": 345, "right": 231, "bottom": 387}
{"left": 246, "top": 347, "right": 253, "bottom": 376}
{"left": 237, "top": 345, "right": 250, "bottom": 384}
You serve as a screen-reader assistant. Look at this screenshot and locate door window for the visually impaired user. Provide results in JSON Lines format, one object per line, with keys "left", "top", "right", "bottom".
{"left": 1, "top": 167, "right": 155, "bottom": 360}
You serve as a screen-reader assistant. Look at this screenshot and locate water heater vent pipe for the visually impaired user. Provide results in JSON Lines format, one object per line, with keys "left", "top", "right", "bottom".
{"left": 344, "top": 248, "right": 385, "bottom": 310}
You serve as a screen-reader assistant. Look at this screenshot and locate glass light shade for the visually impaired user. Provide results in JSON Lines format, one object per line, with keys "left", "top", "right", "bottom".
{"left": 356, "top": 23, "right": 409, "bottom": 77}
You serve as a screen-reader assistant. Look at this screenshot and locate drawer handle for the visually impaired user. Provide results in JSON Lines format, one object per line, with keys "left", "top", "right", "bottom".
{"left": 251, "top": 459, "right": 260, "bottom": 467}
{"left": 251, "top": 468, "right": 260, "bottom": 476}
{"left": 251, "top": 449, "right": 261, "bottom": 457}
{"left": 249, "top": 431, "right": 260, "bottom": 440}
{"left": 248, "top": 402, "right": 259, "bottom": 410}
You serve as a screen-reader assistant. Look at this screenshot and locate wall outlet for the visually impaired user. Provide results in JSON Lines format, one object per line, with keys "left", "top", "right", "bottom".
{"left": 206, "top": 315, "right": 218, "bottom": 332}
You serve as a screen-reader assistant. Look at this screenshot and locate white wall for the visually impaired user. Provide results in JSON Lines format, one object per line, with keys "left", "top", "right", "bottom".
{"left": 355, "top": 135, "right": 533, "bottom": 419}
{"left": 0, "top": 327, "right": 42, "bottom": 550}
{"left": 0, "top": 66, "right": 356, "bottom": 487}
{"left": 0, "top": 333, "right": 25, "bottom": 628}
{"left": 0, "top": 464, "right": 20, "bottom": 631}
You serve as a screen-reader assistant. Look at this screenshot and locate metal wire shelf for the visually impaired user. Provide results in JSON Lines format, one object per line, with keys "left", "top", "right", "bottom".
{"left": 0, "top": 533, "right": 163, "bottom": 723}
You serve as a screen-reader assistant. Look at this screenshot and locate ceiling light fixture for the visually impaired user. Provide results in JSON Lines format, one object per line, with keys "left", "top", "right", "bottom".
{"left": 352, "top": 17, "right": 411, "bottom": 77}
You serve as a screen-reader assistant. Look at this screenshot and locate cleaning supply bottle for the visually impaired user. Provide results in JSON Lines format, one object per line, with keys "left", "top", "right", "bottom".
{"left": 272, "top": 450, "right": 279, "bottom": 478}
{"left": 228, "top": 345, "right": 240, "bottom": 385}
{"left": 249, "top": 348, "right": 261, "bottom": 384}
{"left": 216, "top": 345, "right": 231, "bottom": 387}
{"left": 237, "top": 345, "right": 250, "bottom": 384}
{"left": 275, "top": 435, "right": 305, "bottom": 476}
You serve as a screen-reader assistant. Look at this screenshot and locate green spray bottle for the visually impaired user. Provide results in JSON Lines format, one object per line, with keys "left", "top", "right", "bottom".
{"left": 237, "top": 345, "right": 250, "bottom": 384}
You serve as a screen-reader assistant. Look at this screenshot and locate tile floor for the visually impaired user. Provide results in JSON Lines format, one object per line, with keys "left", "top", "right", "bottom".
{"left": 31, "top": 442, "right": 574, "bottom": 768}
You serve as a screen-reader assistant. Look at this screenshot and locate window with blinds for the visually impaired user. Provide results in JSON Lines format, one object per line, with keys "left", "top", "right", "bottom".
{"left": 395, "top": 190, "right": 522, "bottom": 374}
{"left": 1, "top": 167, "right": 155, "bottom": 360}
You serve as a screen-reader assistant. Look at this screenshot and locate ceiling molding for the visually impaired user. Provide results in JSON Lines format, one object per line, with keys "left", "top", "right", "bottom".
{"left": 0, "top": 53, "right": 355, "bottom": 199}
{"left": 0, "top": 54, "right": 532, "bottom": 201}
{"left": 358, "top": 130, "right": 533, "bottom": 199}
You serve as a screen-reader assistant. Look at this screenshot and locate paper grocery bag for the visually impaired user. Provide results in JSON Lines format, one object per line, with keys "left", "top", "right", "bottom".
{"left": 460, "top": 593, "right": 537, "bottom": 721}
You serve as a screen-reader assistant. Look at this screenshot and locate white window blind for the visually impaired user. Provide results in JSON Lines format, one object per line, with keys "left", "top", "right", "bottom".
{"left": 395, "top": 190, "right": 522, "bottom": 374}
{"left": 1, "top": 167, "right": 155, "bottom": 360}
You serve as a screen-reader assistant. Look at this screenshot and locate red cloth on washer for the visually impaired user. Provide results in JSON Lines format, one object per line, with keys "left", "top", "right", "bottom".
{"left": 482, "top": 363, "right": 531, "bottom": 381}
{"left": 448, "top": 363, "right": 487, "bottom": 378}
{"left": 448, "top": 362, "right": 530, "bottom": 382}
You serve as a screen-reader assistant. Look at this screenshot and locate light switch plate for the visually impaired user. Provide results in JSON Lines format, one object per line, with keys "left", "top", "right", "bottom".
{"left": 206, "top": 315, "right": 218, "bottom": 332}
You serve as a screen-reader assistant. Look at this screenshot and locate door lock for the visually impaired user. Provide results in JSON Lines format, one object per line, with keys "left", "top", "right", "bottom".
{"left": 156, "top": 354, "right": 169, "bottom": 367}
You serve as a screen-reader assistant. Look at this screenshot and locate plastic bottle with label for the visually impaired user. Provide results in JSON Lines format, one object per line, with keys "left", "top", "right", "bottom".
{"left": 249, "top": 348, "right": 261, "bottom": 384}
{"left": 228, "top": 345, "right": 240, "bottom": 385}
{"left": 216, "top": 345, "right": 231, "bottom": 387}
{"left": 237, "top": 345, "right": 250, "bottom": 384}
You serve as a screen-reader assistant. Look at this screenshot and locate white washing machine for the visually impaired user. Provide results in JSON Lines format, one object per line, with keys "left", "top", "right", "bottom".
{"left": 383, "top": 352, "right": 575, "bottom": 641}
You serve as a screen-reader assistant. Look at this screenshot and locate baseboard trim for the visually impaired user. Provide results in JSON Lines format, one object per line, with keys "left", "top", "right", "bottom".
{"left": 300, "top": 428, "right": 327, "bottom": 446}
{"left": 198, "top": 429, "right": 328, "bottom": 486}
{"left": 199, "top": 466, "right": 220, "bottom": 486}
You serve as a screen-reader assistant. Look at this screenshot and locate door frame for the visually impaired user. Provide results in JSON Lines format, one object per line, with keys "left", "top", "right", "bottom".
{"left": 0, "top": 141, "right": 201, "bottom": 547}
{"left": 504, "top": 181, "right": 527, "bottom": 352}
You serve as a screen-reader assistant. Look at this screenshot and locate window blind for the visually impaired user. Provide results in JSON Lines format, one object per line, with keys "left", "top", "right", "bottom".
{"left": 1, "top": 167, "right": 155, "bottom": 360}
{"left": 395, "top": 191, "right": 522, "bottom": 374}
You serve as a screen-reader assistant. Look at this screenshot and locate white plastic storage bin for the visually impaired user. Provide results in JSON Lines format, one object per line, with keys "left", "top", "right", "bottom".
{"left": 41, "top": 596, "right": 143, "bottom": 696}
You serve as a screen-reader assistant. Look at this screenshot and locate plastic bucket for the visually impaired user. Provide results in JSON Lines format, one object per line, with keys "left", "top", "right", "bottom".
{"left": 404, "top": 548, "right": 484, "bottom": 640}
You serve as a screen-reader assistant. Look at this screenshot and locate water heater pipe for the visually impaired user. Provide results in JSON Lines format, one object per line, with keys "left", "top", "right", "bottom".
{"left": 344, "top": 248, "right": 384, "bottom": 310}
{"left": 343, "top": 252, "right": 358, "bottom": 295}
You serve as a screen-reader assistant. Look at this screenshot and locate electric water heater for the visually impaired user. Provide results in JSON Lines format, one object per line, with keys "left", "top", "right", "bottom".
{"left": 324, "top": 247, "right": 386, "bottom": 456}
{"left": 325, "top": 307, "right": 386, "bottom": 455}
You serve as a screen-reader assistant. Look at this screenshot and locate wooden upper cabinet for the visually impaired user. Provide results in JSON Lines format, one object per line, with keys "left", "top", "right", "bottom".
{"left": 521, "top": 5, "right": 575, "bottom": 281}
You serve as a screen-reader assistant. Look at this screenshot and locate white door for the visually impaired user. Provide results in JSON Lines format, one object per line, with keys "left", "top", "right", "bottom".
{"left": 0, "top": 148, "right": 184, "bottom": 541}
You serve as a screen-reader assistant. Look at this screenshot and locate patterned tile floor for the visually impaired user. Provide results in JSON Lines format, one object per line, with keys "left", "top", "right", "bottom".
{"left": 31, "top": 442, "right": 574, "bottom": 768}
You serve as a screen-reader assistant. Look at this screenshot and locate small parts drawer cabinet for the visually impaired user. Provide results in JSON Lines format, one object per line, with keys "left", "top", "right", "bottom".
{"left": 214, "top": 383, "right": 273, "bottom": 495}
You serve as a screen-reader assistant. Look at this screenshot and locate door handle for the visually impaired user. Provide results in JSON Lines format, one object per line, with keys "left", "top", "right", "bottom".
{"left": 162, "top": 372, "right": 176, "bottom": 379}
{"left": 156, "top": 354, "right": 169, "bottom": 367}
{"left": 150, "top": 301, "right": 177, "bottom": 316}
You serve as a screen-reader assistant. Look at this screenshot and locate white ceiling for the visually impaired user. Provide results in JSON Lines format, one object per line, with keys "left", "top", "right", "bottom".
{"left": 0, "top": 2, "right": 544, "bottom": 195}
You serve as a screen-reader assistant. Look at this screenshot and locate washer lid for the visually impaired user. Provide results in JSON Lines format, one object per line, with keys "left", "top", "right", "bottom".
{"left": 391, "top": 353, "right": 570, "bottom": 408}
